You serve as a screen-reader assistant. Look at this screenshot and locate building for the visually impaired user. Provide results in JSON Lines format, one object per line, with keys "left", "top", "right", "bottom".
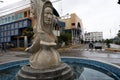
{"left": 0, "top": 0, "right": 65, "bottom": 48}
{"left": 84, "top": 32, "right": 103, "bottom": 42}
{"left": 61, "top": 13, "right": 84, "bottom": 45}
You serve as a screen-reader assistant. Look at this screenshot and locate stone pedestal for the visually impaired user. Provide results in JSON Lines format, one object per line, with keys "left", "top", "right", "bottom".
{"left": 16, "top": 63, "right": 74, "bottom": 80}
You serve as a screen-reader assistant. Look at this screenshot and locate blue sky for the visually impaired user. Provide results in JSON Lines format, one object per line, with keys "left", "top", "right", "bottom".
{"left": 1, "top": 0, "right": 120, "bottom": 39}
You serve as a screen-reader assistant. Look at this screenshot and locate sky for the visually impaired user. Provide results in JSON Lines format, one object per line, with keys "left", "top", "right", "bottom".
{"left": 0, "top": 0, "right": 120, "bottom": 39}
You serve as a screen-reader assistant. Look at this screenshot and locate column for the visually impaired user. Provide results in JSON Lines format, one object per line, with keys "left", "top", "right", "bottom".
{"left": 24, "top": 36, "right": 28, "bottom": 48}
{"left": 71, "top": 29, "right": 74, "bottom": 45}
{"left": 17, "top": 37, "right": 19, "bottom": 47}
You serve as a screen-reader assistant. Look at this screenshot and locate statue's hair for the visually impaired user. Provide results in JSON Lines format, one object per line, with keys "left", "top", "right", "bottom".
{"left": 30, "top": 0, "right": 52, "bottom": 19}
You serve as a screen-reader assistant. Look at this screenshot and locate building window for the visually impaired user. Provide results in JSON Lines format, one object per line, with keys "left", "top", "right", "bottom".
{"left": 12, "top": 16, "right": 15, "bottom": 21}
{"left": 1, "top": 38, "right": 3, "bottom": 42}
{"left": 19, "top": 21, "right": 23, "bottom": 28}
{"left": 19, "top": 13, "right": 24, "bottom": 19}
{"left": 55, "top": 26, "right": 59, "bottom": 30}
{"left": 15, "top": 23, "right": 18, "bottom": 28}
{"left": 7, "top": 37, "right": 11, "bottom": 42}
{"left": 24, "top": 11, "right": 27, "bottom": 17}
{"left": 4, "top": 37, "right": 7, "bottom": 42}
{"left": 0, "top": 26, "right": 3, "bottom": 31}
{"left": 15, "top": 14, "right": 19, "bottom": 20}
{"left": 23, "top": 20, "right": 28, "bottom": 27}
{"left": 7, "top": 30, "right": 11, "bottom": 36}
{"left": 8, "top": 17, "right": 11, "bottom": 22}
{"left": 0, "top": 20, "right": 1, "bottom": 24}
{"left": 11, "top": 24, "right": 14, "bottom": 29}
{"left": 7, "top": 25, "right": 11, "bottom": 30}
{"left": 4, "top": 31, "right": 6, "bottom": 37}
{"left": 2, "top": 18, "right": 5, "bottom": 24}
{"left": 14, "top": 29, "right": 18, "bottom": 35}
{"left": 5, "top": 18, "right": 7, "bottom": 23}
{"left": 4, "top": 25, "right": 7, "bottom": 30}
{"left": 11, "top": 30, "right": 14, "bottom": 35}
{"left": 71, "top": 23, "right": 75, "bottom": 26}
{"left": 1, "top": 32, "right": 4, "bottom": 37}
{"left": 28, "top": 10, "right": 30, "bottom": 16}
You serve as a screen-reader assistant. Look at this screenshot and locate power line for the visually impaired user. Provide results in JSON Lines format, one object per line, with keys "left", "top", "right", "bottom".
{"left": 0, "top": 3, "right": 31, "bottom": 15}
{"left": 0, "top": 0, "right": 62, "bottom": 16}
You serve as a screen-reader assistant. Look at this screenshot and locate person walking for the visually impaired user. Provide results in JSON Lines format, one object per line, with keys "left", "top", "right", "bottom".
{"left": 1, "top": 43, "right": 6, "bottom": 53}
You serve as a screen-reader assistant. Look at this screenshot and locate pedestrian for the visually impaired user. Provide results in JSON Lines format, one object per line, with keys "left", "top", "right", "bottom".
{"left": 1, "top": 43, "right": 6, "bottom": 53}
{"left": 107, "top": 43, "right": 111, "bottom": 48}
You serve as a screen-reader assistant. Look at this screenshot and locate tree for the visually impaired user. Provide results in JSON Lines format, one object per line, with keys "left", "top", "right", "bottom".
{"left": 58, "top": 33, "right": 72, "bottom": 45}
{"left": 23, "top": 27, "right": 34, "bottom": 38}
{"left": 117, "top": 30, "right": 120, "bottom": 38}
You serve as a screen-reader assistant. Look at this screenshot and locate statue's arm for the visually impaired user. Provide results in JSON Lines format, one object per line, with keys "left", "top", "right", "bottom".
{"left": 25, "top": 34, "right": 40, "bottom": 53}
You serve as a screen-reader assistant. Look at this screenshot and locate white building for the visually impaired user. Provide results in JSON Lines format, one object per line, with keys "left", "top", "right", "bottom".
{"left": 84, "top": 32, "right": 103, "bottom": 42}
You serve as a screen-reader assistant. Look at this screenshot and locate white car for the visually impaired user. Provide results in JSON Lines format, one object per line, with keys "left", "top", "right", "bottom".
{"left": 94, "top": 42, "right": 102, "bottom": 49}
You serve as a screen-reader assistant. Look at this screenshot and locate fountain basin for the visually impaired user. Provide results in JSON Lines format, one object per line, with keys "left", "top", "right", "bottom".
{"left": 0, "top": 57, "right": 120, "bottom": 80}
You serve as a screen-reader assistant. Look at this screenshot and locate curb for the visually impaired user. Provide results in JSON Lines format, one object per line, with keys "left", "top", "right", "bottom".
{"left": 58, "top": 45, "right": 80, "bottom": 51}
{"left": 105, "top": 48, "right": 120, "bottom": 52}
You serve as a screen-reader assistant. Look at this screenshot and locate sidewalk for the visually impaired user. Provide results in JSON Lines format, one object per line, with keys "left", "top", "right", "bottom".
{"left": 105, "top": 44, "right": 120, "bottom": 52}
{"left": 0, "top": 44, "right": 81, "bottom": 64}
{"left": 0, "top": 50, "right": 29, "bottom": 64}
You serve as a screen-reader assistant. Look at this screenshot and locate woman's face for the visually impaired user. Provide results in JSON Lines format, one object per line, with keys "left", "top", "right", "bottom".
{"left": 44, "top": 7, "right": 53, "bottom": 25}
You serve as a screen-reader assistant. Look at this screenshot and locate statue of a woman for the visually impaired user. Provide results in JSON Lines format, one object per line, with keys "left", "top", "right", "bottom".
{"left": 25, "top": 0, "right": 61, "bottom": 69}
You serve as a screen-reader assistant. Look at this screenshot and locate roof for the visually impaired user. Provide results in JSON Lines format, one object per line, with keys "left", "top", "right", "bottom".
{"left": 0, "top": 0, "right": 60, "bottom": 18}
{"left": 0, "top": 0, "right": 31, "bottom": 17}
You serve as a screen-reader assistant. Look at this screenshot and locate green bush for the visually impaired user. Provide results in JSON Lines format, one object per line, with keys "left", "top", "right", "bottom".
{"left": 58, "top": 33, "right": 72, "bottom": 45}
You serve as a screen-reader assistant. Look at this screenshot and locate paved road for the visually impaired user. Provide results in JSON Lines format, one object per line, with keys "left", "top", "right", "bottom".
{"left": 0, "top": 51, "right": 29, "bottom": 64}
{"left": 60, "top": 44, "right": 120, "bottom": 66}
{"left": 0, "top": 44, "right": 120, "bottom": 67}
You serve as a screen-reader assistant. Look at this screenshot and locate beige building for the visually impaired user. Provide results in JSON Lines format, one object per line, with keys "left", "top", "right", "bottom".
{"left": 62, "top": 13, "right": 84, "bottom": 44}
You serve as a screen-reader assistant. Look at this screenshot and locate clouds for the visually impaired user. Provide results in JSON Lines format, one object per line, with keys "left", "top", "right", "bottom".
{"left": 1, "top": 0, "right": 120, "bottom": 39}
{"left": 52, "top": 0, "right": 120, "bottom": 39}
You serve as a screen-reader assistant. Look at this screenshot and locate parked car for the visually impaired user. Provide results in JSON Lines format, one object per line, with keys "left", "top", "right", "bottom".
{"left": 94, "top": 42, "right": 102, "bottom": 49}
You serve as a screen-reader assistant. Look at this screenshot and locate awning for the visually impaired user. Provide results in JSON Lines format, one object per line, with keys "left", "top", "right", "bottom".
{"left": 56, "top": 20, "right": 65, "bottom": 27}
{"left": 53, "top": 7, "right": 59, "bottom": 17}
